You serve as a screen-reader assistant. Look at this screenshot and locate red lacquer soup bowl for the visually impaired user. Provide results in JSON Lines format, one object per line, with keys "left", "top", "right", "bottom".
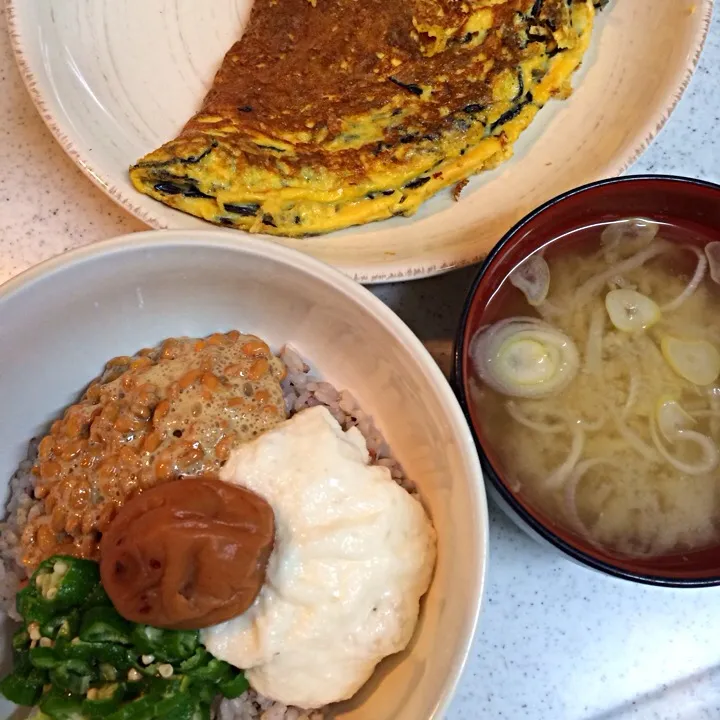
{"left": 454, "top": 175, "right": 720, "bottom": 587}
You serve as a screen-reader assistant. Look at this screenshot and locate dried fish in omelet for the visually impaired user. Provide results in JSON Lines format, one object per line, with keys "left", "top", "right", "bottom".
{"left": 130, "top": 0, "right": 606, "bottom": 237}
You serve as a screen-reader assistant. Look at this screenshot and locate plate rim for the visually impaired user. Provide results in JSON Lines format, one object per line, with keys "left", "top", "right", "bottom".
{"left": 5, "top": 0, "right": 715, "bottom": 284}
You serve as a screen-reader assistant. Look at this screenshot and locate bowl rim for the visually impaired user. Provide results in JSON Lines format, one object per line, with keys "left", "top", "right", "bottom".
{"left": 453, "top": 173, "right": 720, "bottom": 589}
{"left": 0, "top": 228, "right": 489, "bottom": 718}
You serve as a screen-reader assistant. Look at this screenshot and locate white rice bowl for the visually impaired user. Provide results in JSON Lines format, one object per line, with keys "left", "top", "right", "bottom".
{"left": 0, "top": 232, "right": 487, "bottom": 720}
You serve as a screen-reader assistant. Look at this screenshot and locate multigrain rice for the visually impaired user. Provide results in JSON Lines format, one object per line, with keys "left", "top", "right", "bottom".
{"left": 0, "top": 441, "right": 43, "bottom": 620}
{"left": 0, "top": 346, "right": 413, "bottom": 720}
{"left": 280, "top": 347, "right": 413, "bottom": 493}
{"left": 216, "top": 693, "right": 325, "bottom": 720}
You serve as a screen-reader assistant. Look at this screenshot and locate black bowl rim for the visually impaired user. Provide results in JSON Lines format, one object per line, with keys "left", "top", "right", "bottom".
{"left": 453, "top": 173, "right": 720, "bottom": 588}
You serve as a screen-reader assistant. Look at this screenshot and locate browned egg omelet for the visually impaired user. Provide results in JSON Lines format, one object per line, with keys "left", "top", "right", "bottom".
{"left": 130, "top": 0, "right": 606, "bottom": 237}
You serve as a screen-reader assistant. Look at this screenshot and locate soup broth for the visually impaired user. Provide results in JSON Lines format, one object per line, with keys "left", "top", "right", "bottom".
{"left": 470, "top": 219, "right": 720, "bottom": 558}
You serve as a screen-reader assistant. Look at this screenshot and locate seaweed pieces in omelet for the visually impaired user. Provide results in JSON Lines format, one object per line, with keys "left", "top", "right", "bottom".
{"left": 130, "top": 0, "right": 601, "bottom": 237}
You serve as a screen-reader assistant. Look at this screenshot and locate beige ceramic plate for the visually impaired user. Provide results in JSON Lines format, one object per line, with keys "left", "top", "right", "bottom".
{"left": 7, "top": 0, "right": 712, "bottom": 283}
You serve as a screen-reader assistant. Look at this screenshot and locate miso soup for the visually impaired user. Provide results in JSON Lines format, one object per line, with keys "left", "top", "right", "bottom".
{"left": 470, "top": 219, "right": 720, "bottom": 557}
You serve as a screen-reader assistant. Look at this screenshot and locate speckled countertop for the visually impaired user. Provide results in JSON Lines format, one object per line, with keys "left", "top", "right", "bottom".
{"left": 2, "top": 4, "right": 720, "bottom": 719}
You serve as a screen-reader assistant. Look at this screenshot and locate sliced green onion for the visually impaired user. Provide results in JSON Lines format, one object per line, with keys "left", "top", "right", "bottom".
{"left": 656, "top": 397, "right": 695, "bottom": 443}
{"left": 605, "top": 289, "right": 661, "bottom": 332}
{"left": 601, "top": 218, "right": 658, "bottom": 263}
{"left": 661, "top": 336, "right": 720, "bottom": 386}
{"left": 509, "top": 254, "right": 550, "bottom": 306}
{"left": 471, "top": 317, "right": 580, "bottom": 399}
{"left": 650, "top": 398, "right": 719, "bottom": 475}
